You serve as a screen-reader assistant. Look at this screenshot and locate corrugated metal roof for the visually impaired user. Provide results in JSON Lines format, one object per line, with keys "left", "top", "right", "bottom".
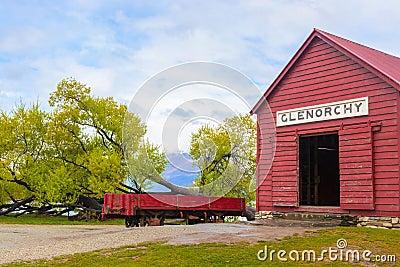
{"left": 251, "top": 29, "right": 400, "bottom": 114}
{"left": 316, "top": 29, "right": 400, "bottom": 87}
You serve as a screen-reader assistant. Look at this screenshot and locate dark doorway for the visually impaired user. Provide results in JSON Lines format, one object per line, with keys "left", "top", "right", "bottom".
{"left": 299, "top": 133, "right": 340, "bottom": 206}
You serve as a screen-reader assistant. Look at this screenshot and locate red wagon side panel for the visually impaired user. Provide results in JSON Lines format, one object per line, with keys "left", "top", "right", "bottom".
{"left": 176, "top": 196, "right": 209, "bottom": 210}
{"left": 102, "top": 193, "right": 137, "bottom": 216}
{"left": 102, "top": 193, "right": 246, "bottom": 218}
{"left": 136, "top": 194, "right": 177, "bottom": 210}
{"left": 209, "top": 197, "right": 245, "bottom": 211}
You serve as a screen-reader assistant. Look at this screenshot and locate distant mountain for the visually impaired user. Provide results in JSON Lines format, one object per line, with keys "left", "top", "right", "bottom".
{"left": 162, "top": 152, "right": 199, "bottom": 187}
{"left": 148, "top": 152, "right": 200, "bottom": 192}
{"left": 123, "top": 152, "right": 200, "bottom": 192}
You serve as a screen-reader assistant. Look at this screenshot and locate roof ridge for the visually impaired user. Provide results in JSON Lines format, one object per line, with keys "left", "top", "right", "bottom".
{"left": 250, "top": 28, "right": 400, "bottom": 115}
{"left": 316, "top": 29, "right": 400, "bottom": 61}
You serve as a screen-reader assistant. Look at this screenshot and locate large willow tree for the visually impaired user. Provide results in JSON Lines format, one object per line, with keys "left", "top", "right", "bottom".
{"left": 0, "top": 78, "right": 167, "bottom": 216}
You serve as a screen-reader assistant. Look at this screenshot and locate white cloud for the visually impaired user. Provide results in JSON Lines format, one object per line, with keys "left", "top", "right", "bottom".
{"left": 0, "top": 90, "right": 17, "bottom": 98}
{"left": 1, "top": 0, "right": 400, "bottom": 149}
{"left": 0, "top": 27, "right": 47, "bottom": 53}
{"left": 145, "top": 83, "right": 251, "bottom": 151}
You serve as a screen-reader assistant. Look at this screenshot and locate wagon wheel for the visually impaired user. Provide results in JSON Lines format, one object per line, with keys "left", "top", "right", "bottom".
{"left": 160, "top": 216, "right": 165, "bottom": 226}
{"left": 211, "top": 213, "right": 225, "bottom": 223}
{"left": 139, "top": 217, "right": 147, "bottom": 227}
{"left": 132, "top": 216, "right": 140, "bottom": 227}
{"left": 125, "top": 217, "right": 133, "bottom": 228}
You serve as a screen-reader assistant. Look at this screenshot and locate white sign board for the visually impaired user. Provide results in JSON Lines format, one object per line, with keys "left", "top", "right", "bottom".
{"left": 276, "top": 97, "right": 369, "bottom": 127}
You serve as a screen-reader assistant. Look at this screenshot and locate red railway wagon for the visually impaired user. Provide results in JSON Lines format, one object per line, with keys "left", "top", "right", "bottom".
{"left": 102, "top": 193, "right": 246, "bottom": 227}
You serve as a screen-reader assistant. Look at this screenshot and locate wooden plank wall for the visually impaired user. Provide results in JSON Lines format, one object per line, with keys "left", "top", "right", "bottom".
{"left": 339, "top": 122, "right": 374, "bottom": 210}
{"left": 256, "top": 37, "right": 400, "bottom": 215}
{"left": 256, "top": 107, "right": 275, "bottom": 210}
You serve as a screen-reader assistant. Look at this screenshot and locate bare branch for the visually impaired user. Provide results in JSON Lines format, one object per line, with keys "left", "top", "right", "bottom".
{"left": 0, "top": 195, "right": 36, "bottom": 216}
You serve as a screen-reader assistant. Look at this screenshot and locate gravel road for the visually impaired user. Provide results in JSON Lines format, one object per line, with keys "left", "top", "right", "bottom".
{"left": 0, "top": 223, "right": 320, "bottom": 264}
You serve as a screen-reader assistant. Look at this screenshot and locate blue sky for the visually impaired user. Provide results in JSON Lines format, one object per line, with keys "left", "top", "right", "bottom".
{"left": 1, "top": 0, "right": 400, "bottom": 152}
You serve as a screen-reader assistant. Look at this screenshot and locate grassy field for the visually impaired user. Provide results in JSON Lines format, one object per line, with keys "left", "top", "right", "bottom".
{"left": 2, "top": 226, "right": 399, "bottom": 267}
{"left": 0, "top": 214, "right": 125, "bottom": 225}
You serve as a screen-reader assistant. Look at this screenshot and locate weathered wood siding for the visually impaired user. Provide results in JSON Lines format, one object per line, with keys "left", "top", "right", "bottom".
{"left": 256, "top": 107, "right": 275, "bottom": 210}
{"left": 256, "top": 36, "right": 400, "bottom": 216}
{"left": 339, "top": 122, "right": 374, "bottom": 210}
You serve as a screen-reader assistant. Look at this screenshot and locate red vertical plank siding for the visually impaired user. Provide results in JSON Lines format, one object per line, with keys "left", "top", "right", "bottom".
{"left": 272, "top": 132, "right": 298, "bottom": 207}
{"left": 255, "top": 122, "right": 260, "bottom": 211}
{"left": 256, "top": 36, "right": 400, "bottom": 216}
{"left": 339, "top": 123, "right": 374, "bottom": 210}
{"left": 256, "top": 107, "right": 275, "bottom": 211}
{"left": 398, "top": 93, "right": 400, "bottom": 213}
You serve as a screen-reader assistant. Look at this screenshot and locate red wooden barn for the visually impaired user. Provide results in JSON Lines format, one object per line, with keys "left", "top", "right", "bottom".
{"left": 250, "top": 29, "right": 400, "bottom": 217}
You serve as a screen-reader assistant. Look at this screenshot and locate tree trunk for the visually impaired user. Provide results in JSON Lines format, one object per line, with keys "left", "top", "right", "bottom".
{"left": 77, "top": 195, "right": 102, "bottom": 211}
{"left": 244, "top": 206, "right": 256, "bottom": 221}
{"left": 150, "top": 175, "right": 203, "bottom": 196}
{"left": 0, "top": 195, "right": 36, "bottom": 216}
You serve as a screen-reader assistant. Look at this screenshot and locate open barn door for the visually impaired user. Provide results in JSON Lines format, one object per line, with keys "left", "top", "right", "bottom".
{"left": 299, "top": 133, "right": 340, "bottom": 206}
{"left": 339, "top": 123, "right": 374, "bottom": 210}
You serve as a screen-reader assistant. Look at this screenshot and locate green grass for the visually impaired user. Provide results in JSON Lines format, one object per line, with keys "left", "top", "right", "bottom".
{"left": 0, "top": 214, "right": 124, "bottom": 225}
{"left": 2, "top": 226, "right": 399, "bottom": 267}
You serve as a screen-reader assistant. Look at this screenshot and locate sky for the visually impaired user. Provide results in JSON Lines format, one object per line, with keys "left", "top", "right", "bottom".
{"left": 1, "top": 0, "right": 400, "bottom": 153}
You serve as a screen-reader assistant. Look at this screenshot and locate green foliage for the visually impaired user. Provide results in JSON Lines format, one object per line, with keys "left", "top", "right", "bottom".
{"left": 0, "top": 78, "right": 166, "bottom": 208}
{"left": 190, "top": 114, "right": 256, "bottom": 204}
{"left": 125, "top": 141, "right": 167, "bottom": 191}
{"left": 0, "top": 104, "right": 49, "bottom": 201}
{"left": 0, "top": 181, "right": 28, "bottom": 205}
{"left": 45, "top": 78, "right": 151, "bottom": 200}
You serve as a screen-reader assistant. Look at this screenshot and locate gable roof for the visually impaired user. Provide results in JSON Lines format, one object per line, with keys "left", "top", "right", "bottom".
{"left": 250, "top": 28, "right": 400, "bottom": 114}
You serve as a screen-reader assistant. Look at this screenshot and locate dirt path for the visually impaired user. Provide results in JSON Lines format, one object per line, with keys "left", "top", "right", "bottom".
{"left": 0, "top": 223, "right": 324, "bottom": 264}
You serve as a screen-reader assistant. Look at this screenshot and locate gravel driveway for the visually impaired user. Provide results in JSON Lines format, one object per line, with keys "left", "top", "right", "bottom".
{"left": 0, "top": 223, "right": 321, "bottom": 264}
